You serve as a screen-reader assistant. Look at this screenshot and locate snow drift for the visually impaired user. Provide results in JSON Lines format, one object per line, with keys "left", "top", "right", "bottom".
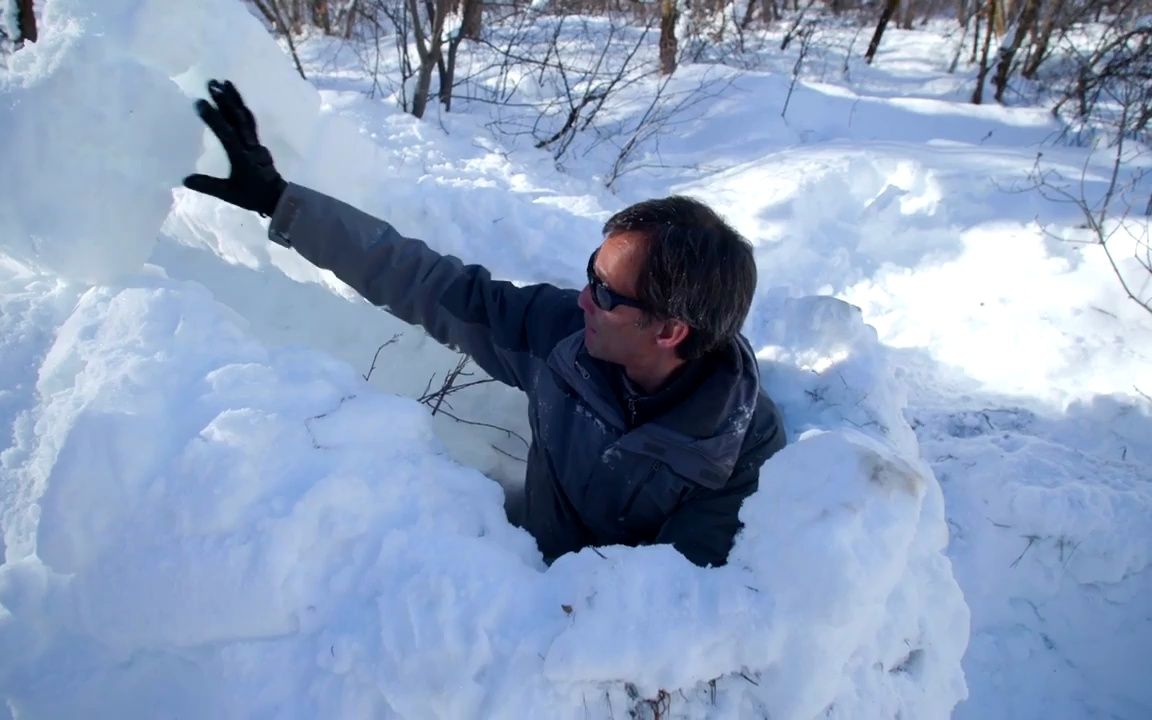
{"left": 0, "top": 0, "right": 969, "bottom": 717}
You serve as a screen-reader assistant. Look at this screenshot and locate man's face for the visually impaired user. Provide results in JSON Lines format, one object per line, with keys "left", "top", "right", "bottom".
{"left": 578, "top": 231, "right": 660, "bottom": 366}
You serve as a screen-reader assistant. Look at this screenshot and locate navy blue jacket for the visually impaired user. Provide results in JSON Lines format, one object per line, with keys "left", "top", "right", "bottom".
{"left": 269, "top": 184, "right": 786, "bottom": 566}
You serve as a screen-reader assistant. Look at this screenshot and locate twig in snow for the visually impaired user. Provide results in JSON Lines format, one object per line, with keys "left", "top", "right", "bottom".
{"left": 363, "top": 332, "right": 404, "bottom": 382}
{"left": 305, "top": 394, "right": 357, "bottom": 449}
{"left": 415, "top": 354, "right": 530, "bottom": 453}
{"left": 1057, "top": 536, "right": 1082, "bottom": 567}
{"left": 1009, "top": 534, "right": 1041, "bottom": 568}
{"left": 1026, "top": 140, "right": 1152, "bottom": 317}
{"left": 641, "top": 689, "right": 671, "bottom": 720}
{"left": 420, "top": 354, "right": 499, "bottom": 418}
{"left": 782, "top": 22, "right": 817, "bottom": 120}
{"left": 431, "top": 408, "right": 530, "bottom": 451}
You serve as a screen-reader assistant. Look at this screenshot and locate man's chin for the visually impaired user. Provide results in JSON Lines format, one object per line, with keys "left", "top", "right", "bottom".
{"left": 583, "top": 329, "right": 603, "bottom": 357}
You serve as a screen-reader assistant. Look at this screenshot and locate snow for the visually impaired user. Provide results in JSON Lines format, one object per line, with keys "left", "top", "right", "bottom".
{"left": 0, "top": 1, "right": 1149, "bottom": 719}
{"left": 0, "top": 1, "right": 14, "bottom": 44}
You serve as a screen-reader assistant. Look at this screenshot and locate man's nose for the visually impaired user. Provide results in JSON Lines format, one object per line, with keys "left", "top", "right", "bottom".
{"left": 577, "top": 284, "right": 595, "bottom": 314}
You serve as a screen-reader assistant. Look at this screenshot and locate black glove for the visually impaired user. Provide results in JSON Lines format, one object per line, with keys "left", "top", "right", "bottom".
{"left": 183, "top": 80, "right": 287, "bottom": 217}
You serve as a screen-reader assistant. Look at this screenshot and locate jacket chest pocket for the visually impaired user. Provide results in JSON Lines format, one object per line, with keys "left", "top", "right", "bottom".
{"left": 611, "top": 460, "right": 691, "bottom": 540}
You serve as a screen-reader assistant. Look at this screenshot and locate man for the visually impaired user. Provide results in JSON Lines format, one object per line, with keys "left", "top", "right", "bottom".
{"left": 184, "top": 80, "right": 786, "bottom": 567}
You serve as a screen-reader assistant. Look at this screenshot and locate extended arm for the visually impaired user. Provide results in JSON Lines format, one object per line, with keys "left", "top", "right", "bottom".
{"left": 182, "top": 80, "right": 581, "bottom": 389}
{"left": 270, "top": 184, "right": 580, "bottom": 389}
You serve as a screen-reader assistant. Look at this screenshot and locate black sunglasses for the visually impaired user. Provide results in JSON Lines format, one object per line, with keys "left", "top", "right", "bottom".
{"left": 586, "top": 250, "right": 647, "bottom": 312}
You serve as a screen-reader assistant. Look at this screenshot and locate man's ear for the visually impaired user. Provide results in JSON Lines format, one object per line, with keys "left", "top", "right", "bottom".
{"left": 655, "top": 319, "right": 690, "bottom": 350}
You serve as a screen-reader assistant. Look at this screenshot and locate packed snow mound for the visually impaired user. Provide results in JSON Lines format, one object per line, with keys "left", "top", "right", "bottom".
{"left": 0, "top": 270, "right": 967, "bottom": 718}
{"left": 0, "top": 0, "right": 320, "bottom": 284}
{"left": 0, "top": 0, "right": 968, "bottom": 717}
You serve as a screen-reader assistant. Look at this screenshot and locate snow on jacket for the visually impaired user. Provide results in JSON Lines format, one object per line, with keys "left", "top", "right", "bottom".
{"left": 268, "top": 184, "right": 786, "bottom": 567}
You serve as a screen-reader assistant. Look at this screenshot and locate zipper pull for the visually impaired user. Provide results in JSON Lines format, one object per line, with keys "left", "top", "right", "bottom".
{"left": 627, "top": 397, "right": 637, "bottom": 426}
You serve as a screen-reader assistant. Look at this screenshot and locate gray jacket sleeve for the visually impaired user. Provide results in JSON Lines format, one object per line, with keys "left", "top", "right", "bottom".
{"left": 269, "top": 183, "right": 581, "bottom": 390}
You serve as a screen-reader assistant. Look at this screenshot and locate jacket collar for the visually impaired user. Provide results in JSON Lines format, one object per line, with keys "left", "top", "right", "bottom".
{"left": 547, "top": 331, "right": 761, "bottom": 489}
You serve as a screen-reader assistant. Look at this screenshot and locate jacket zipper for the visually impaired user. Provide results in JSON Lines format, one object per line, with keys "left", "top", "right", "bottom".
{"left": 627, "top": 397, "right": 637, "bottom": 427}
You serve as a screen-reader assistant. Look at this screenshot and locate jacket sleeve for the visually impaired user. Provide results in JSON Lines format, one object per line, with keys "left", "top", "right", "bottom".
{"left": 268, "top": 183, "right": 582, "bottom": 390}
{"left": 655, "top": 410, "right": 786, "bottom": 567}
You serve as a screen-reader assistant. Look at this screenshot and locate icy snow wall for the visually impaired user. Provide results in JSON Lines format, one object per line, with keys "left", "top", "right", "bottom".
{"left": 0, "top": 0, "right": 969, "bottom": 717}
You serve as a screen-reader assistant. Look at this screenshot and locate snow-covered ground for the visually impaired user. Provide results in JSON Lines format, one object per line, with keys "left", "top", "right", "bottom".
{"left": 1, "top": 0, "right": 1149, "bottom": 718}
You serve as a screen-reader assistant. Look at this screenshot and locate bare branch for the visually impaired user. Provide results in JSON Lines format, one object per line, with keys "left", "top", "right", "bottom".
{"left": 363, "top": 332, "right": 404, "bottom": 382}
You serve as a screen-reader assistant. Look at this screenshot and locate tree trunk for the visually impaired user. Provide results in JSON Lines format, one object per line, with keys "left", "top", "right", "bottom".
{"left": 461, "top": 0, "right": 482, "bottom": 40}
{"left": 740, "top": 0, "right": 757, "bottom": 29}
{"left": 1022, "top": 0, "right": 1063, "bottom": 79}
{"left": 970, "top": 0, "right": 981, "bottom": 61}
{"left": 659, "top": 0, "right": 678, "bottom": 75}
{"left": 412, "top": 59, "right": 435, "bottom": 119}
{"left": 971, "top": 0, "right": 996, "bottom": 103}
{"left": 407, "top": 0, "right": 449, "bottom": 119}
{"left": 250, "top": 0, "right": 279, "bottom": 27}
{"left": 900, "top": 0, "right": 915, "bottom": 31}
{"left": 948, "top": 12, "right": 969, "bottom": 72}
{"left": 266, "top": 0, "right": 308, "bottom": 79}
{"left": 992, "top": 0, "right": 1040, "bottom": 102}
{"left": 992, "top": 0, "right": 1006, "bottom": 35}
{"left": 760, "top": 0, "right": 778, "bottom": 24}
{"left": 438, "top": 32, "right": 466, "bottom": 110}
{"left": 16, "top": 0, "right": 37, "bottom": 42}
{"left": 342, "top": 0, "right": 359, "bottom": 38}
{"left": 864, "top": 0, "right": 901, "bottom": 64}
{"left": 312, "top": 0, "right": 332, "bottom": 33}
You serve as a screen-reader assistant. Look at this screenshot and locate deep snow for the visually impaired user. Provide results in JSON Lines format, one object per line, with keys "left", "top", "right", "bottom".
{"left": 0, "top": 0, "right": 1149, "bottom": 718}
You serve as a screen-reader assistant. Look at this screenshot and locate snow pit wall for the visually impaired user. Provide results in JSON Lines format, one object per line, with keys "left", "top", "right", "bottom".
{"left": 0, "top": 0, "right": 969, "bottom": 717}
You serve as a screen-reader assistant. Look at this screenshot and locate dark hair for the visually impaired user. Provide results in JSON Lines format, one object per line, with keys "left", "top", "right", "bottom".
{"left": 602, "top": 196, "right": 757, "bottom": 360}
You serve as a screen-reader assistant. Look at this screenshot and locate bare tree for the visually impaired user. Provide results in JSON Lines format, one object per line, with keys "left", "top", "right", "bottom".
{"left": 359, "top": 0, "right": 476, "bottom": 117}
{"left": 780, "top": 0, "right": 818, "bottom": 50}
{"left": 16, "top": 0, "right": 36, "bottom": 43}
{"left": 971, "top": 0, "right": 997, "bottom": 103}
{"left": 252, "top": 0, "right": 310, "bottom": 79}
{"left": 460, "top": 0, "right": 482, "bottom": 40}
{"left": 899, "top": 0, "right": 917, "bottom": 30}
{"left": 659, "top": 0, "right": 679, "bottom": 75}
{"left": 250, "top": 0, "right": 362, "bottom": 35}
{"left": 1053, "top": 19, "right": 1152, "bottom": 141}
{"left": 603, "top": 68, "right": 734, "bottom": 188}
{"left": 864, "top": 0, "right": 901, "bottom": 63}
{"left": 461, "top": 15, "right": 654, "bottom": 163}
{"left": 992, "top": 0, "right": 1042, "bottom": 102}
{"left": 1021, "top": 0, "right": 1068, "bottom": 79}
{"left": 782, "top": 21, "right": 816, "bottom": 117}
{"left": 948, "top": 6, "right": 971, "bottom": 72}
{"left": 1, "top": 0, "right": 38, "bottom": 49}
{"left": 354, "top": 0, "right": 416, "bottom": 108}
{"left": 406, "top": 0, "right": 452, "bottom": 118}
{"left": 1029, "top": 140, "right": 1151, "bottom": 316}
{"left": 534, "top": 20, "right": 653, "bottom": 159}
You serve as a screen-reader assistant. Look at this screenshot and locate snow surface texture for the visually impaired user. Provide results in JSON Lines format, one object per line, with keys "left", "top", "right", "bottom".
{"left": 0, "top": 2, "right": 970, "bottom": 717}
{"left": 0, "top": 1, "right": 1147, "bottom": 719}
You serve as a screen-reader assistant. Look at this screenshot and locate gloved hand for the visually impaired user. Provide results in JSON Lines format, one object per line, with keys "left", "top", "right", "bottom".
{"left": 183, "top": 80, "right": 287, "bottom": 217}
